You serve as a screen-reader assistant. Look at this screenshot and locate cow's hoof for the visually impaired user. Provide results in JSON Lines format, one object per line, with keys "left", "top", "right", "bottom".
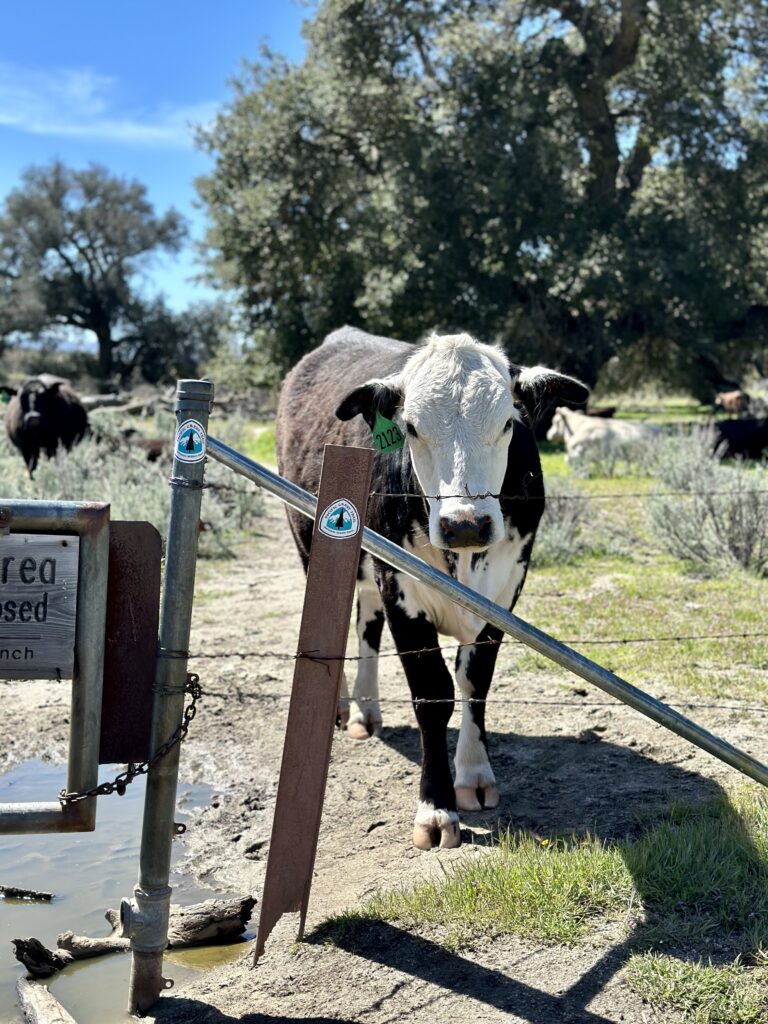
{"left": 412, "top": 806, "right": 461, "bottom": 850}
{"left": 347, "top": 719, "right": 383, "bottom": 740}
{"left": 455, "top": 783, "right": 500, "bottom": 811}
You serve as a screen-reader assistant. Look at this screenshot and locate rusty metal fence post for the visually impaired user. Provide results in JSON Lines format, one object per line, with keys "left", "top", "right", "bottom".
{"left": 122, "top": 380, "right": 212, "bottom": 1014}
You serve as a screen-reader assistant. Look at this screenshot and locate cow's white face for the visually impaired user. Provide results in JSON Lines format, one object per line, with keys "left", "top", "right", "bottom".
{"left": 398, "top": 336, "right": 516, "bottom": 550}
{"left": 336, "top": 334, "right": 589, "bottom": 552}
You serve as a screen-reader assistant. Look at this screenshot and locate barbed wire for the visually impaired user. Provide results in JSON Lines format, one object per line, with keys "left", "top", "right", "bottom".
{"left": 198, "top": 685, "right": 768, "bottom": 715}
{"left": 190, "top": 629, "right": 768, "bottom": 665}
{"left": 202, "top": 473, "right": 768, "bottom": 503}
{"left": 368, "top": 488, "right": 768, "bottom": 502}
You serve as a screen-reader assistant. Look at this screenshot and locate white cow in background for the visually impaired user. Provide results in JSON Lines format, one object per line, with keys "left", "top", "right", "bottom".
{"left": 547, "top": 406, "right": 660, "bottom": 461}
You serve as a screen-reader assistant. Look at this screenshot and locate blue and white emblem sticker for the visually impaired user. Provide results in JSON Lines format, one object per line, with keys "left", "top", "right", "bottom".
{"left": 176, "top": 419, "right": 206, "bottom": 463}
{"left": 318, "top": 499, "right": 361, "bottom": 540}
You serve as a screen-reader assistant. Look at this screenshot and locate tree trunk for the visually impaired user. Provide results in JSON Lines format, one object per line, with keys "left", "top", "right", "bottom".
{"left": 95, "top": 326, "right": 113, "bottom": 380}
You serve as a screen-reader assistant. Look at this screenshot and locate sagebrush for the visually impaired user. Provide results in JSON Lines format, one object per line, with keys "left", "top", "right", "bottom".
{"left": 647, "top": 433, "right": 768, "bottom": 576}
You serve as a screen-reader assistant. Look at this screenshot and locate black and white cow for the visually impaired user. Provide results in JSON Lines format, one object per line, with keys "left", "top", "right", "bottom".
{"left": 276, "top": 326, "right": 588, "bottom": 850}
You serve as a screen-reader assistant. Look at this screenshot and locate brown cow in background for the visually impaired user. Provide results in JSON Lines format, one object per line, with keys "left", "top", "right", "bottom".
{"left": 2, "top": 375, "right": 89, "bottom": 476}
{"left": 714, "top": 389, "right": 751, "bottom": 416}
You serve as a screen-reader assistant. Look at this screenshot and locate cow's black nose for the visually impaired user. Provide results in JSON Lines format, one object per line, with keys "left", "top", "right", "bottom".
{"left": 439, "top": 515, "right": 493, "bottom": 549}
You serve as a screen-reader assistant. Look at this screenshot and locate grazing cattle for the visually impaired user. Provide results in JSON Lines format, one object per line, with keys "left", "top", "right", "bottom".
{"left": 586, "top": 405, "right": 617, "bottom": 418}
{"left": 4, "top": 375, "right": 89, "bottom": 476}
{"left": 711, "top": 417, "right": 768, "bottom": 460}
{"left": 277, "top": 327, "right": 588, "bottom": 849}
{"left": 120, "top": 428, "right": 168, "bottom": 462}
{"left": 546, "top": 406, "right": 660, "bottom": 461}
{"left": 714, "top": 389, "right": 750, "bottom": 416}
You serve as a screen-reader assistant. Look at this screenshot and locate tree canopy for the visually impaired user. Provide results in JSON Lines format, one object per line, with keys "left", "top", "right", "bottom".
{"left": 198, "top": 0, "right": 768, "bottom": 396}
{"left": 0, "top": 161, "right": 220, "bottom": 381}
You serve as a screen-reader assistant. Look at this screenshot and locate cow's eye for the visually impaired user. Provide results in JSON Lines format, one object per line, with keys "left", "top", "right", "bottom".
{"left": 405, "top": 422, "right": 418, "bottom": 438}
{"left": 503, "top": 418, "right": 514, "bottom": 433}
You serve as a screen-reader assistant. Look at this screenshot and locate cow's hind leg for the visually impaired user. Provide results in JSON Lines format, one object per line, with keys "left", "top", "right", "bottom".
{"left": 454, "top": 624, "right": 502, "bottom": 812}
{"left": 347, "top": 581, "right": 385, "bottom": 739}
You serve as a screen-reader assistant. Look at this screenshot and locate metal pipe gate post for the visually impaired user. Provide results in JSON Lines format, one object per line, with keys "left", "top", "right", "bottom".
{"left": 123, "top": 380, "right": 213, "bottom": 1014}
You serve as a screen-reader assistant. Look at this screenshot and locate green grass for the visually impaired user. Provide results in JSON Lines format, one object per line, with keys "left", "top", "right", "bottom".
{"left": 239, "top": 422, "right": 277, "bottom": 466}
{"left": 517, "top": 555, "right": 768, "bottom": 700}
{"left": 522, "top": 431, "right": 768, "bottom": 700}
{"left": 314, "top": 789, "right": 768, "bottom": 1020}
{"left": 361, "top": 831, "right": 630, "bottom": 949}
{"left": 626, "top": 955, "right": 768, "bottom": 1024}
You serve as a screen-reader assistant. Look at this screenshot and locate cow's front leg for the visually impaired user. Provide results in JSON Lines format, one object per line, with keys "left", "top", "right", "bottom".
{"left": 386, "top": 599, "right": 459, "bottom": 850}
{"left": 454, "top": 624, "right": 502, "bottom": 812}
{"left": 347, "top": 582, "right": 385, "bottom": 739}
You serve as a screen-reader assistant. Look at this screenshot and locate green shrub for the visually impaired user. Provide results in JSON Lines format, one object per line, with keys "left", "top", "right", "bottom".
{"left": 569, "top": 434, "right": 657, "bottom": 479}
{"left": 0, "top": 427, "right": 263, "bottom": 557}
{"left": 647, "top": 433, "right": 768, "bottom": 576}
{"left": 531, "top": 480, "right": 589, "bottom": 565}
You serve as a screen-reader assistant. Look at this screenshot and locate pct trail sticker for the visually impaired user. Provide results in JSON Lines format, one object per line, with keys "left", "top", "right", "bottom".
{"left": 318, "top": 499, "right": 361, "bottom": 540}
{"left": 372, "top": 412, "right": 404, "bottom": 454}
{"left": 176, "top": 419, "right": 207, "bottom": 463}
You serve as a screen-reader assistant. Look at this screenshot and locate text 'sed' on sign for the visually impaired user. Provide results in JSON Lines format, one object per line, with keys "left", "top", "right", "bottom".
{"left": 0, "top": 534, "right": 79, "bottom": 680}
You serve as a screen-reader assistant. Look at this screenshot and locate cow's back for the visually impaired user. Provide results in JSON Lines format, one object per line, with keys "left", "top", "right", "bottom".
{"left": 276, "top": 327, "right": 413, "bottom": 492}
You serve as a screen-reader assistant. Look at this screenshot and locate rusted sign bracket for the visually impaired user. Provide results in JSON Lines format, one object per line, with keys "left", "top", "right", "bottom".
{"left": 99, "top": 521, "right": 162, "bottom": 764}
{"left": 255, "top": 443, "right": 374, "bottom": 960}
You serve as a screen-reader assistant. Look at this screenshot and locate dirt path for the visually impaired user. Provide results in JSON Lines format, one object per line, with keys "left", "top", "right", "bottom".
{"left": 4, "top": 492, "right": 765, "bottom": 1023}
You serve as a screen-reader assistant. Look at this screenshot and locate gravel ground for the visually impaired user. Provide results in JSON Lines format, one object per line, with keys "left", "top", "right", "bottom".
{"left": 4, "top": 493, "right": 765, "bottom": 1023}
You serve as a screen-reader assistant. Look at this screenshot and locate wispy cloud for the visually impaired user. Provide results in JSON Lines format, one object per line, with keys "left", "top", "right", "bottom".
{"left": 0, "top": 61, "right": 216, "bottom": 147}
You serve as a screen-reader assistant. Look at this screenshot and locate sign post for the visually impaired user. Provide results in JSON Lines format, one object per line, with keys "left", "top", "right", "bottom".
{"left": 255, "top": 443, "right": 374, "bottom": 959}
{"left": 123, "top": 380, "right": 213, "bottom": 1015}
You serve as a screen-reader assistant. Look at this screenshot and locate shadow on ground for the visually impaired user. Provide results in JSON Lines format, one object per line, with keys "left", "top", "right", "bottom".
{"left": 156, "top": 1007, "right": 358, "bottom": 1024}
{"left": 297, "top": 724, "right": 766, "bottom": 1019}
{"left": 379, "top": 722, "right": 722, "bottom": 840}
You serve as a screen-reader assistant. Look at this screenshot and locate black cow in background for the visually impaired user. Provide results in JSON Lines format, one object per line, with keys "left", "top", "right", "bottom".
{"left": 2, "top": 375, "right": 89, "bottom": 476}
{"left": 711, "top": 417, "right": 768, "bottom": 460}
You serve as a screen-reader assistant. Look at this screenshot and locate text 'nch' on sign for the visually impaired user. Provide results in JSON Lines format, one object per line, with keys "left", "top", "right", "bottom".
{"left": 0, "top": 534, "right": 79, "bottom": 679}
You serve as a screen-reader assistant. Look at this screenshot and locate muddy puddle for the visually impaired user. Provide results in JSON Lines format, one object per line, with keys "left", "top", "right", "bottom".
{"left": 0, "top": 760, "right": 249, "bottom": 1023}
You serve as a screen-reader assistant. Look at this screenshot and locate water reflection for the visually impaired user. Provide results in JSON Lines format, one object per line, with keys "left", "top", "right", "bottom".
{"left": 0, "top": 760, "right": 226, "bottom": 1024}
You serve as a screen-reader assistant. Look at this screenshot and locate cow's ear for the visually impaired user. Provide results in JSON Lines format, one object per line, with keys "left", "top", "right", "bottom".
{"left": 335, "top": 379, "right": 403, "bottom": 428}
{"left": 0, "top": 386, "right": 18, "bottom": 398}
{"left": 511, "top": 365, "right": 589, "bottom": 420}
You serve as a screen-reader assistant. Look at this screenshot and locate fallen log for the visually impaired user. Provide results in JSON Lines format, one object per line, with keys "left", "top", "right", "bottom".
{"left": 80, "top": 393, "right": 129, "bottom": 410}
{"left": 0, "top": 885, "right": 53, "bottom": 901}
{"left": 16, "top": 978, "right": 78, "bottom": 1024}
{"left": 13, "top": 895, "right": 257, "bottom": 979}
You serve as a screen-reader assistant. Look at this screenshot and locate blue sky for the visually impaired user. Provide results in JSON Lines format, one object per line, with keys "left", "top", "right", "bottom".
{"left": 0, "top": 1, "right": 309, "bottom": 312}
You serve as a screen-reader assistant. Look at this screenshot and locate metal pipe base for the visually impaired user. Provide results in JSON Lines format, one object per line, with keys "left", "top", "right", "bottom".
{"left": 127, "top": 949, "right": 167, "bottom": 1015}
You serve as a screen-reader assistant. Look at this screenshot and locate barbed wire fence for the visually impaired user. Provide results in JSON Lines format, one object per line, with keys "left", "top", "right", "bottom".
{"left": 186, "top": 624, "right": 768, "bottom": 713}
{"left": 197, "top": 467, "right": 768, "bottom": 715}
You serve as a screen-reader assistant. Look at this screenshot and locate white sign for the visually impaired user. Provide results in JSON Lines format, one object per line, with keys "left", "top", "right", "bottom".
{"left": 318, "top": 499, "right": 361, "bottom": 540}
{"left": 175, "top": 419, "right": 207, "bottom": 463}
{"left": 0, "top": 534, "right": 80, "bottom": 679}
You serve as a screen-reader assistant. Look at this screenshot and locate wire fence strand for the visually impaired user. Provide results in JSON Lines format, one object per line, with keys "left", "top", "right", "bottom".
{"left": 191, "top": 629, "right": 768, "bottom": 665}
{"left": 196, "top": 685, "right": 768, "bottom": 715}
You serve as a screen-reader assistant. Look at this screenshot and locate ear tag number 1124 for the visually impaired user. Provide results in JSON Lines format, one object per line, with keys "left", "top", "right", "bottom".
{"left": 372, "top": 411, "right": 405, "bottom": 454}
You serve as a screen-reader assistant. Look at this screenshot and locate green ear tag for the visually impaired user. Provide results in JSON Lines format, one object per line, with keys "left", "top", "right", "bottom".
{"left": 372, "top": 411, "right": 404, "bottom": 454}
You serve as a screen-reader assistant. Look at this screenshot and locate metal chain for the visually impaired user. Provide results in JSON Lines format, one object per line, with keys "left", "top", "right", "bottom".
{"left": 59, "top": 674, "right": 202, "bottom": 805}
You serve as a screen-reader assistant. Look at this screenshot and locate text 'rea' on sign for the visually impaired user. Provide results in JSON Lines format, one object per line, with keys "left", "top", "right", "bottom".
{"left": 0, "top": 534, "right": 80, "bottom": 680}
